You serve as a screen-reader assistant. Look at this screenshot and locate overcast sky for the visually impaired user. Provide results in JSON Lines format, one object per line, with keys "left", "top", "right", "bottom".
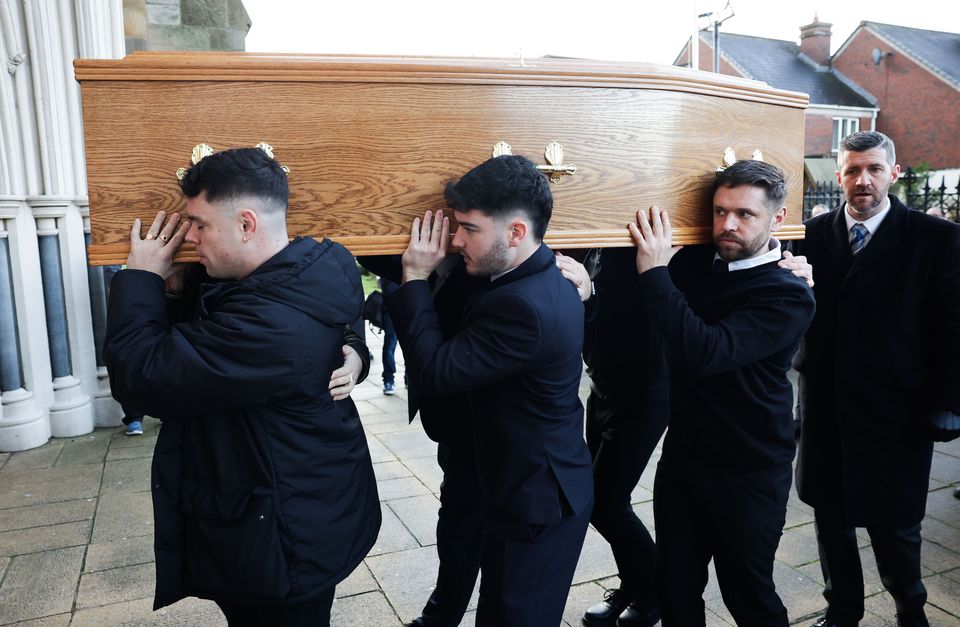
{"left": 242, "top": 0, "right": 958, "bottom": 66}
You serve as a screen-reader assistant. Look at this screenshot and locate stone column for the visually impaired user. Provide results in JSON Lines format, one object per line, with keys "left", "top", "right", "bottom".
{"left": 0, "top": 1, "right": 54, "bottom": 451}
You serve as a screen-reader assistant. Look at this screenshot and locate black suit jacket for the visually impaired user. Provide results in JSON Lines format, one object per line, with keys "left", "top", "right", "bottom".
{"left": 390, "top": 244, "right": 594, "bottom": 524}
{"left": 792, "top": 196, "right": 960, "bottom": 526}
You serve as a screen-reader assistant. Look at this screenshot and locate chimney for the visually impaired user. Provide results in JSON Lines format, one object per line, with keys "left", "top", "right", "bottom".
{"left": 799, "top": 15, "right": 832, "bottom": 66}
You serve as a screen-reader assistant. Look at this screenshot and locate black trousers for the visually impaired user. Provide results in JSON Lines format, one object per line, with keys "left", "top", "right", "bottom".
{"left": 654, "top": 457, "right": 791, "bottom": 627}
{"left": 814, "top": 505, "right": 927, "bottom": 625}
{"left": 416, "top": 439, "right": 485, "bottom": 626}
{"left": 476, "top": 500, "right": 593, "bottom": 627}
{"left": 216, "top": 587, "right": 335, "bottom": 627}
{"left": 586, "top": 392, "right": 668, "bottom": 607}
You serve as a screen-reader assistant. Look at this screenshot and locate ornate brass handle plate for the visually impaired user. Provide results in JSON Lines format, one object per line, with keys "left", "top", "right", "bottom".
{"left": 492, "top": 140, "right": 577, "bottom": 183}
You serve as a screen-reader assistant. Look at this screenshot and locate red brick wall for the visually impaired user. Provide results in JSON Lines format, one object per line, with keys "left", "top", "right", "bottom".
{"left": 833, "top": 28, "right": 960, "bottom": 169}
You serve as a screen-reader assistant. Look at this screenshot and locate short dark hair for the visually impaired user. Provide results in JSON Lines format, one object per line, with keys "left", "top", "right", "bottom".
{"left": 444, "top": 155, "right": 553, "bottom": 241}
{"left": 179, "top": 147, "right": 289, "bottom": 212}
{"left": 838, "top": 130, "right": 896, "bottom": 165}
{"left": 713, "top": 160, "right": 788, "bottom": 211}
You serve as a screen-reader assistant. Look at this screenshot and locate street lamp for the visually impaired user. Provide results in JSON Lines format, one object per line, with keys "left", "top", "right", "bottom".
{"left": 698, "top": 1, "right": 736, "bottom": 73}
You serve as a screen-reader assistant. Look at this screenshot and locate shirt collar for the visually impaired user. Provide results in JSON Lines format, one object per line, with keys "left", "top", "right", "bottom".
{"left": 844, "top": 196, "right": 891, "bottom": 235}
{"left": 714, "top": 237, "right": 782, "bottom": 272}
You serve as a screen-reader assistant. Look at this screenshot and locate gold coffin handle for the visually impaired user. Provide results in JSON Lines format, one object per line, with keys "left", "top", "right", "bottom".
{"left": 492, "top": 140, "right": 576, "bottom": 183}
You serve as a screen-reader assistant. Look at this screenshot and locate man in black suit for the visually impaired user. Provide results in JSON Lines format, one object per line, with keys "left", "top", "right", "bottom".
{"left": 388, "top": 155, "right": 594, "bottom": 627}
{"left": 792, "top": 131, "right": 960, "bottom": 627}
{"left": 630, "top": 160, "right": 816, "bottom": 626}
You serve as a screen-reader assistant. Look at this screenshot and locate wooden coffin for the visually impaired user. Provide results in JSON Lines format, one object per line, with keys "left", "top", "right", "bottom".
{"left": 75, "top": 52, "right": 808, "bottom": 265}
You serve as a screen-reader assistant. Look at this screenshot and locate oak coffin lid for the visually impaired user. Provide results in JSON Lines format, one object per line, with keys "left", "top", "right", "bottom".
{"left": 75, "top": 52, "right": 808, "bottom": 265}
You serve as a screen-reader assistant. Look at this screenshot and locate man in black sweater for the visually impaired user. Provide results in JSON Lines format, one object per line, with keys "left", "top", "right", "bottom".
{"left": 629, "top": 160, "right": 815, "bottom": 626}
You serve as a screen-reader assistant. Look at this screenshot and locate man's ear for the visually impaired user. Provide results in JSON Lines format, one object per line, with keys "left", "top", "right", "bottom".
{"left": 770, "top": 206, "right": 787, "bottom": 231}
{"left": 238, "top": 208, "right": 259, "bottom": 241}
{"left": 506, "top": 219, "right": 528, "bottom": 248}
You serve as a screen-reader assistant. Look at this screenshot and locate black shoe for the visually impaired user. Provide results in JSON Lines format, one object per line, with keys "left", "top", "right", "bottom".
{"left": 583, "top": 588, "right": 632, "bottom": 626}
{"left": 896, "top": 613, "right": 929, "bottom": 627}
{"left": 811, "top": 618, "right": 857, "bottom": 627}
{"left": 617, "top": 602, "right": 660, "bottom": 627}
{"left": 405, "top": 620, "right": 426, "bottom": 627}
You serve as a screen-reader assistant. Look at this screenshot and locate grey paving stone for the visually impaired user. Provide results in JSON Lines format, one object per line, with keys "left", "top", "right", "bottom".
{"left": 929, "top": 451, "right": 958, "bottom": 485}
{"left": 705, "top": 606, "right": 734, "bottom": 626}
{"left": 924, "top": 572, "right": 960, "bottom": 617}
{"left": 629, "top": 481, "right": 654, "bottom": 505}
{"left": 351, "top": 383, "right": 388, "bottom": 402}
{"left": 54, "top": 433, "right": 111, "bottom": 467}
{"left": 101, "top": 458, "right": 153, "bottom": 493}
{"left": 562, "top": 581, "right": 606, "bottom": 627}
{"left": 330, "top": 590, "right": 403, "bottom": 626}
{"left": 863, "top": 589, "right": 898, "bottom": 622}
{"left": 572, "top": 525, "right": 617, "bottom": 585}
{"left": 783, "top": 503, "right": 815, "bottom": 530}
{"left": 376, "top": 476, "right": 432, "bottom": 501}
{"left": 336, "top": 561, "right": 380, "bottom": 598}
{"left": 796, "top": 561, "right": 826, "bottom": 587}
{"left": 0, "top": 452, "right": 9, "bottom": 470}
{"left": 84, "top": 535, "right": 155, "bottom": 573}
{"left": 0, "top": 464, "right": 102, "bottom": 509}
{"left": 925, "top": 486, "right": 960, "bottom": 530}
{"left": 70, "top": 595, "right": 226, "bottom": 626}
{"left": 776, "top": 522, "right": 820, "bottom": 567}
{"left": 386, "top": 494, "right": 440, "bottom": 546}
{"left": 91, "top": 491, "right": 154, "bottom": 544}
{"left": 75, "top": 562, "right": 154, "bottom": 609}
{"left": 919, "top": 525, "right": 960, "bottom": 574}
{"left": 8, "top": 614, "right": 71, "bottom": 626}
{"left": 0, "top": 498, "right": 95, "bottom": 533}
{"left": 925, "top": 601, "right": 960, "bottom": 627}
{"left": 401, "top": 455, "right": 443, "bottom": 494}
{"left": 0, "top": 546, "right": 84, "bottom": 624}
{"left": 367, "top": 396, "right": 411, "bottom": 415}
{"left": 1, "top": 442, "right": 64, "bottom": 473}
{"left": 0, "top": 555, "right": 7, "bottom": 579}
{"left": 364, "top": 434, "right": 397, "bottom": 464}
{"left": 372, "top": 460, "right": 412, "bottom": 482}
{"left": 354, "top": 399, "right": 386, "bottom": 417}
{"left": 934, "top": 439, "right": 960, "bottom": 459}
{"left": 771, "top": 561, "right": 823, "bottom": 621}
{"left": 367, "top": 545, "right": 475, "bottom": 623}
{"left": 0, "top": 519, "right": 91, "bottom": 557}
{"left": 365, "top": 414, "right": 424, "bottom": 435}
{"left": 106, "top": 444, "right": 157, "bottom": 462}
{"left": 367, "top": 502, "right": 419, "bottom": 556}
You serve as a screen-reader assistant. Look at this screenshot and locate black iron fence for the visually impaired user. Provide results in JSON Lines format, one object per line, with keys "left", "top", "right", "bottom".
{"left": 802, "top": 167, "right": 960, "bottom": 222}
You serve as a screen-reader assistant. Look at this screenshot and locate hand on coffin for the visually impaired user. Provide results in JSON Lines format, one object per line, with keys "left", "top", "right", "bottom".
{"left": 402, "top": 210, "right": 449, "bottom": 283}
{"left": 555, "top": 252, "right": 592, "bottom": 302}
{"left": 779, "top": 251, "right": 814, "bottom": 288}
{"left": 329, "top": 344, "right": 362, "bottom": 401}
{"left": 126, "top": 211, "right": 191, "bottom": 279}
{"left": 629, "top": 206, "right": 681, "bottom": 274}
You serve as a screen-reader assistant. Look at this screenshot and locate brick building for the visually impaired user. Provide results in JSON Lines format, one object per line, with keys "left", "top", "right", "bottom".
{"left": 674, "top": 18, "right": 960, "bottom": 172}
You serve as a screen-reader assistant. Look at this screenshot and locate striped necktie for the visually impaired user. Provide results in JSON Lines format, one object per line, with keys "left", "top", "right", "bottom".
{"left": 850, "top": 223, "right": 868, "bottom": 255}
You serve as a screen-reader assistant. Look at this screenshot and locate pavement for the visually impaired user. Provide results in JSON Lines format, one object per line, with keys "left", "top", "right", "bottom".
{"left": 1, "top": 328, "right": 959, "bottom": 626}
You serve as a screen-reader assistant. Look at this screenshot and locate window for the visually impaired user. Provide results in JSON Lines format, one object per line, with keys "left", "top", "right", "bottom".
{"left": 832, "top": 118, "right": 861, "bottom": 153}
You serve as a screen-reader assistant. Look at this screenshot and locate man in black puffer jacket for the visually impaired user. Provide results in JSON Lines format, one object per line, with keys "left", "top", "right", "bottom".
{"left": 104, "top": 147, "right": 380, "bottom": 626}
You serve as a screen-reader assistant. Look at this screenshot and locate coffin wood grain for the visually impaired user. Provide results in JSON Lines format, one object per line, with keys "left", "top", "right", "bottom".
{"left": 76, "top": 53, "right": 808, "bottom": 265}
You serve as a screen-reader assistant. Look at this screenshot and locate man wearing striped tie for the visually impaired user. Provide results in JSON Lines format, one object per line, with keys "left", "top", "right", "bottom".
{"left": 792, "top": 131, "right": 960, "bottom": 627}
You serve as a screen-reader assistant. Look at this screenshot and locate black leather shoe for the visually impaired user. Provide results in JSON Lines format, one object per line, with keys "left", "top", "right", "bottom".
{"left": 405, "top": 619, "right": 426, "bottom": 627}
{"left": 811, "top": 618, "right": 857, "bottom": 627}
{"left": 583, "top": 588, "right": 632, "bottom": 626}
{"left": 896, "top": 612, "right": 929, "bottom": 627}
{"left": 617, "top": 602, "right": 660, "bottom": 627}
